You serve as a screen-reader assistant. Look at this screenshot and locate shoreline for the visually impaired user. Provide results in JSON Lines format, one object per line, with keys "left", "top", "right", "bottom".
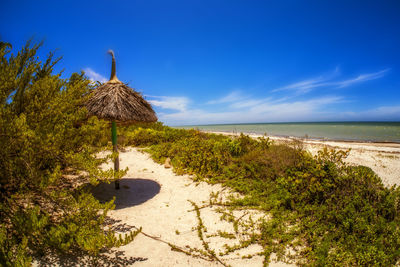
{"left": 174, "top": 122, "right": 400, "bottom": 144}
{"left": 204, "top": 130, "right": 400, "bottom": 187}
{"left": 204, "top": 130, "right": 400, "bottom": 152}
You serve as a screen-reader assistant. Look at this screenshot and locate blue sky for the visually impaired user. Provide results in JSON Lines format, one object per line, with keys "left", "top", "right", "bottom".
{"left": 2, "top": 0, "right": 400, "bottom": 125}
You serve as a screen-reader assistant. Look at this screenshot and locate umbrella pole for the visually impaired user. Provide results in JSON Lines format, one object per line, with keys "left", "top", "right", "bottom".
{"left": 111, "top": 121, "right": 120, "bottom": 189}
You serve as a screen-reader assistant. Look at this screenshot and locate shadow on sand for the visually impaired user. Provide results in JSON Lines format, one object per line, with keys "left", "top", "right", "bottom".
{"left": 91, "top": 178, "right": 161, "bottom": 210}
{"left": 35, "top": 179, "right": 158, "bottom": 266}
{"left": 36, "top": 250, "right": 147, "bottom": 267}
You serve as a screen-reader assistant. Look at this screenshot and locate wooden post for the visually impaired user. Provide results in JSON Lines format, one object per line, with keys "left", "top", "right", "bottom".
{"left": 111, "top": 121, "right": 120, "bottom": 189}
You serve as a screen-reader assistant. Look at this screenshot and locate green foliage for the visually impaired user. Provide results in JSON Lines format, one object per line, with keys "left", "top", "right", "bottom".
{"left": 274, "top": 148, "right": 400, "bottom": 266}
{"left": 0, "top": 40, "right": 133, "bottom": 266}
{"left": 119, "top": 122, "right": 198, "bottom": 147}
{"left": 126, "top": 124, "right": 400, "bottom": 265}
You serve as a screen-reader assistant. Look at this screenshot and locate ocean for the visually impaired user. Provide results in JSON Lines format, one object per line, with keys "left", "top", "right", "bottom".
{"left": 175, "top": 122, "right": 400, "bottom": 143}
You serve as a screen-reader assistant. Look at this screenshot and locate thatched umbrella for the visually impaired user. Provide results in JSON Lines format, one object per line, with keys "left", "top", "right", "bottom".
{"left": 86, "top": 50, "right": 157, "bottom": 189}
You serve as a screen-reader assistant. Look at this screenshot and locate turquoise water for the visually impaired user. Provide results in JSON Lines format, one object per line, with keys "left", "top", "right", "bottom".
{"left": 175, "top": 122, "right": 400, "bottom": 143}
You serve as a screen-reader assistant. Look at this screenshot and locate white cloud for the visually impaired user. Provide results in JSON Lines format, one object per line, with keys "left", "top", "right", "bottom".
{"left": 273, "top": 77, "right": 328, "bottom": 94}
{"left": 341, "top": 105, "right": 400, "bottom": 120}
{"left": 160, "top": 99, "right": 400, "bottom": 126}
{"left": 335, "top": 69, "right": 390, "bottom": 88}
{"left": 273, "top": 67, "right": 340, "bottom": 94}
{"left": 83, "top": 68, "right": 108, "bottom": 83}
{"left": 207, "top": 91, "right": 244, "bottom": 104}
{"left": 148, "top": 96, "right": 189, "bottom": 112}
{"left": 248, "top": 96, "right": 343, "bottom": 115}
{"left": 273, "top": 68, "right": 390, "bottom": 94}
{"left": 158, "top": 93, "right": 344, "bottom": 125}
{"left": 207, "top": 91, "right": 271, "bottom": 109}
{"left": 373, "top": 105, "right": 400, "bottom": 115}
{"left": 229, "top": 99, "right": 267, "bottom": 109}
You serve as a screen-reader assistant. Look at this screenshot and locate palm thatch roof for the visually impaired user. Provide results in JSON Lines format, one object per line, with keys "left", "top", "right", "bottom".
{"left": 85, "top": 50, "right": 157, "bottom": 124}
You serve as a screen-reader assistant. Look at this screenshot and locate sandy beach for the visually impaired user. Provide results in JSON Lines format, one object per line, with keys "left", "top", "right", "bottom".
{"left": 86, "top": 133, "right": 400, "bottom": 266}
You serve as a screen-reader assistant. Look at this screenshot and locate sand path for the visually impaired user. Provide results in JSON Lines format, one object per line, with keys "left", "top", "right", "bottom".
{"left": 92, "top": 147, "right": 292, "bottom": 267}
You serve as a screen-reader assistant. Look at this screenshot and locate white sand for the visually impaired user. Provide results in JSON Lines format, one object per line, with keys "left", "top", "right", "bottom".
{"left": 91, "top": 133, "right": 399, "bottom": 266}
{"left": 93, "top": 147, "right": 293, "bottom": 266}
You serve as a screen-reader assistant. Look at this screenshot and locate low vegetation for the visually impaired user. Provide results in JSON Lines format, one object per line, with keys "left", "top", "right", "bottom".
{"left": 0, "top": 40, "right": 137, "bottom": 266}
{"left": 122, "top": 123, "right": 400, "bottom": 266}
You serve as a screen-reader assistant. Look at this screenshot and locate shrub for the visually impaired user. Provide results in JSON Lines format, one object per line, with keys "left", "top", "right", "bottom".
{"left": 0, "top": 40, "right": 133, "bottom": 266}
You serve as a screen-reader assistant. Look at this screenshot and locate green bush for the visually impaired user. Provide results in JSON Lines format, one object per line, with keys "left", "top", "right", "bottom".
{"left": 0, "top": 40, "right": 133, "bottom": 266}
{"left": 119, "top": 123, "right": 203, "bottom": 147}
